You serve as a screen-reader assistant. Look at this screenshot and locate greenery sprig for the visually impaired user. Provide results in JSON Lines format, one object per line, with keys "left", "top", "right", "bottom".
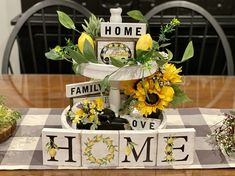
{"left": 0, "top": 96, "right": 21, "bottom": 128}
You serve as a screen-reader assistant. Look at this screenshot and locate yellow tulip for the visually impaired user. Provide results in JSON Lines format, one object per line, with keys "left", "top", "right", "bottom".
{"left": 136, "top": 33, "right": 153, "bottom": 51}
{"left": 78, "top": 32, "right": 94, "bottom": 53}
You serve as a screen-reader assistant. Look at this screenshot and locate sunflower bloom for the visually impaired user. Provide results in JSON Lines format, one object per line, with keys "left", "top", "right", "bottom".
{"left": 163, "top": 63, "right": 182, "bottom": 83}
{"left": 133, "top": 78, "right": 174, "bottom": 117}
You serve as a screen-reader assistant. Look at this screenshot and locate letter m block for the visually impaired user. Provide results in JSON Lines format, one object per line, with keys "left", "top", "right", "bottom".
{"left": 119, "top": 131, "right": 157, "bottom": 167}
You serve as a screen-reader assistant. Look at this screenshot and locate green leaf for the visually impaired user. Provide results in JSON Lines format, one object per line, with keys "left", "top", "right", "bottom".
{"left": 154, "top": 51, "right": 165, "bottom": 60}
{"left": 153, "top": 41, "right": 159, "bottom": 50}
{"left": 83, "top": 40, "right": 97, "bottom": 63}
{"left": 57, "top": 11, "right": 75, "bottom": 30}
{"left": 159, "top": 43, "right": 171, "bottom": 48}
{"left": 127, "top": 10, "right": 145, "bottom": 22}
{"left": 45, "top": 50, "right": 64, "bottom": 60}
{"left": 181, "top": 41, "right": 194, "bottom": 62}
{"left": 171, "top": 84, "right": 191, "bottom": 108}
{"left": 166, "top": 49, "right": 173, "bottom": 60}
{"left": 110, "top": 57, "right": 125, "bottom": 68}
{"left": 72, "top": 62, "right": 80, "bottom": 74}
{"left": 65, "top": 48, "right": 88, "bottom": 64}
{"left": 100, "top": 75, "right": 110, "bottom": 92}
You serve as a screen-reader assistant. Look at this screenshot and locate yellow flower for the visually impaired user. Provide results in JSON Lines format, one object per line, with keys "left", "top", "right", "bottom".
{"left": 90, "top": 108, "right": 96, "bottom": 115}
{"left": 163, "top": 63, "right": 182, "bottom": 83}
{"left": 136, "top": 33, "right": 153, "bottom": 51}
{"left": 95, "top": 98, "right": 104, "bottom": 111}
{"left": 78, "top": 32, "right": 94, "bottom": 53}
{"left": 134, "top": 79, "right": 174, "bottom": 117}
{"left": 121, "top": 80, "right": 139, "bottom": 96}
{"left": 88, "top": 114, "right": 95, "bottom": 121}
{"left": 75, "top": 108, "right": 85, "bottom": 117}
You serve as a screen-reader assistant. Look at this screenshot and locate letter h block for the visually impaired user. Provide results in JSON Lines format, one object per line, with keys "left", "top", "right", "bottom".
{"left": 119, "top": 131, "right": 157, "bottom": 167}
{"left": 42, "top": 128, "right": 81, "bottom": 166}
{"left": 156, "top": 128, "right": 195, "bottom": 166}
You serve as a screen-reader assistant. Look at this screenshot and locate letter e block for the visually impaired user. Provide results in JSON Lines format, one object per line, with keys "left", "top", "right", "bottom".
{"left": 157, "top": 128, "right": 195, "bottom": 166}
{"left": 42, "top": 128, "right": 81, "bottom": 166}
{"left": 119, "top": 130, "right": 157, "bottom": 167}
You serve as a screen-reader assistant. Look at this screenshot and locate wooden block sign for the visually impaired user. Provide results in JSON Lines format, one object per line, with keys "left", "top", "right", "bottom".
{"left": 42, "top": 128, "right": 81, "bottom": 166}
{"left": 96, "top": 38, "right": 135, "bottom": 65}
{"left": 66, "top": 81, "right": 102, "bottom": 98}
{"left": 81, "top": 130, "right": 119, "bottom": 167}
{"left": 101, "top": 22, "right": 146, "bottom": 38}
{"left": 41, "top": 128, "right": 195, "bottom": 168}
{"left": 119, "top": 130, "right": 157, "bottom": 167}
{"left": 157, "top": 128, "right": 195, "bottom": 166}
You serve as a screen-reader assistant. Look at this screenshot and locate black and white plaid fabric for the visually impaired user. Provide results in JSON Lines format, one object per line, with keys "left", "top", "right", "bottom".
{"left": 0, "top": 108, "right": 234, "bottom": 169}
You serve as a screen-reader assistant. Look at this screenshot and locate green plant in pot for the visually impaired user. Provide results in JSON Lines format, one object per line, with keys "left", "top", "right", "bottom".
{"left": 0, "top": 97, "right": 21, "bottom": 143}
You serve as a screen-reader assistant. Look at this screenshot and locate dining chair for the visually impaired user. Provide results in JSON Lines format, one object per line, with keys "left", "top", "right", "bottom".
{"left": 2, "top": 0, "right": 92, "bottom": 74}
{"left": 145, "top": 1, "right": 234, "bottom": 75}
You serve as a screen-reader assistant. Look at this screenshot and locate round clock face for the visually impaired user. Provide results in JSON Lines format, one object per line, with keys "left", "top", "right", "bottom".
{"left": 100, "top": 43, "right": 132, "bottom": 64}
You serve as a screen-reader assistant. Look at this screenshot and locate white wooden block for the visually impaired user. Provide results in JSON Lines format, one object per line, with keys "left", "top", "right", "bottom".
{"left": 42, "top": 128, "right": 81, "bottom": 166}
{"left": 66, "top": 81, "right": 101, "bottom": 98}
{"left": 81, "top": 130, "right": 119, "bottom": 168}
{"left": 156, "top": 128, "right": 195, "bottom": 166}
{"left": 97, "top": 40, "right": 135, "bottom": 65}
{"left": 119, "top": 130, "right": 157, "bottom": 167}
{"left": 123, "top": 115, "right": 161, "bottom": 130}
{"left": 101, "top": 22, "right": 146, "bottom": 38}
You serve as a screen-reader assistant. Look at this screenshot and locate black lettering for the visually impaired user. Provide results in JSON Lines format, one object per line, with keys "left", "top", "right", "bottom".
{"left": 76, "top": 87, "right": 81, "bottom": 94}
{"left": 82, "top": 86, "right": 89, "bottom": 93}
{"left": 140, "top": 121, "right": 146, "bottom": 128}
{"left": 105, "top": 26, "right": 111, "bottom": 35}
{"left": 115, "top": 27, "right": 121, "bottom": 35}
{"left": 162, "top": 136, "right": 189, "bottom": 162}
{"left": 149, "top": 122, "right": 154, "bottom": 130}
{"left": 122, "top": 137, "right": 153, "bottom": 162}
{"left": 132, "top": 120, "right": 137, "bottom": 127}
{"left": 136, "top": 27, "right": 141, "bottom": 36}
{"left": 71, "top": 88, "right": 75, "bottom": 95}
{"left": 46, "top": 135, "right": 76, "bottom": 162}
{"left": 124, "top": 27, "right": 132, "bottom": 35}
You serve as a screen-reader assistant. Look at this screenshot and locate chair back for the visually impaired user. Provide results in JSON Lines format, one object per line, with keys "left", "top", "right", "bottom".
{"left": 2, "top": 0, "right": 91, "bottom": 74}
{"left": 145, "top": 1, "right": 234, "bottom": 75}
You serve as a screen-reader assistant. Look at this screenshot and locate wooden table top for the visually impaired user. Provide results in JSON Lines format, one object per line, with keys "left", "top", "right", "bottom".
{"left": 1, "top": 74, "right": 235, "bottom": 176}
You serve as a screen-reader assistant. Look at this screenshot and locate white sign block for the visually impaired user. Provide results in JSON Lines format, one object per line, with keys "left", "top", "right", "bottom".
{"left": 123, "top": 115, "right": 161, "bottom": 130}
{"left": 156, "top": 128, "right": 195, "bottom": 166}
{"left": 42, "top": 128, "right": 81, "bottom": 166}
{"left": 101, "top": 22, "right": 146, "bottom": 38}
{"left": 119, "top": 130, "right": 157, "bottom": 167}
{"left": 66, "top": 81, "right": 101, "bottom": 98}
{"left": 81, "top": 130, "right": 119, "bottom": 168}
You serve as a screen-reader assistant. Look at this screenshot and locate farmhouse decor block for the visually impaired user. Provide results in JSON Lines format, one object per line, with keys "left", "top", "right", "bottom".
{"left": 42, "top": 128, "right": 195, "bottom": 168}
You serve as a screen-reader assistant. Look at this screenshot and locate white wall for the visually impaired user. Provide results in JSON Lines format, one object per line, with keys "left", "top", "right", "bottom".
{"left": 0, "top": 0, "right": 21, "bottom": 74}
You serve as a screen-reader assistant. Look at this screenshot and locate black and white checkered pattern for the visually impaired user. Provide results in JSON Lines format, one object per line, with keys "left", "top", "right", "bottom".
{"left": 0, "top": 108, "right": 234, "bottom": 169}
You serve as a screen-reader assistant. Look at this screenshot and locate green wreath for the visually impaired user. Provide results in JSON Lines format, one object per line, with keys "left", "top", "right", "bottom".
{"left": 83, "top": 134, "right": 117, "bottom": 165}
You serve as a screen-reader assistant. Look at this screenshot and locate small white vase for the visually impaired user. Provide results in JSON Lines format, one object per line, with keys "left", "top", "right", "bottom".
{"left": 110, "top": 7, "right": 122, "bottom": 23}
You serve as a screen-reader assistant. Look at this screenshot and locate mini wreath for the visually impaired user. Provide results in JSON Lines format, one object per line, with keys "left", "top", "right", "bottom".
{"left": 83, "top": 134, "right": 117, "bottom": 165}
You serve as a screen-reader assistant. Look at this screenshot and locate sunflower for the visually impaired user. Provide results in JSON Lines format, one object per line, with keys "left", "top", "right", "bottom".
{"left": 121, "top": 80, "right": 140, "bottom": 96}
{"left": 163, "top": 63, "right": 182, "bottom": 83}
{"left": 134, "top": 79, "right": 174, "bottom": 117}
